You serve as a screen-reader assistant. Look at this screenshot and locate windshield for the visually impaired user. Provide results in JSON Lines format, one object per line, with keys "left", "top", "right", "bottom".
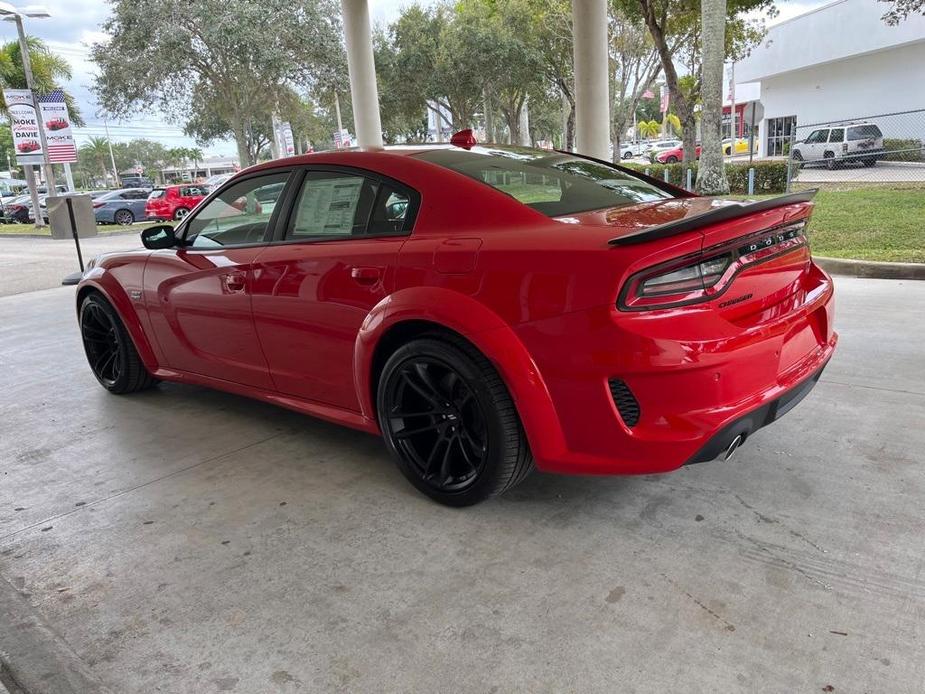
{"left": 415, "top": 146, "right": 673, "bottom": 217}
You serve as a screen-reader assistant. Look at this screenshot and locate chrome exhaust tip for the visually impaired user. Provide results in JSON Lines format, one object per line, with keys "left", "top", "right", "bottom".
{"left": 723, "top": 434, "right": 744, "bottom": 461}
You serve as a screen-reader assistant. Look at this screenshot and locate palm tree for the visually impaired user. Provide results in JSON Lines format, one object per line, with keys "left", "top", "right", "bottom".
{"left": 79, "top": 137, "right": 113, "bottom": 186}
{"left": 637, "top": 120, "right": 661, "bottom": 139}
{"left": 695, "top": 0, "right": 730, "bottom": 194}
{"left": 0, "top": 37, "right": 83, "bottom": 125}
{"left": 663, "top": 113, "right": 682, "bottom": 138}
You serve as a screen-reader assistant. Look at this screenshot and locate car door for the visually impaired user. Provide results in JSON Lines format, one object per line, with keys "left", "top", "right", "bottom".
{"left": 126, "top": 189, "right": 148, "bottom": 218}
{"left": 251, "top": 168, "right": 418, "bottom": 411}
{"left": 143, "top": 171, "right": 294, "bottom": 389}
{"left": 803, "top": 129, "right": 827, "bottom": 161}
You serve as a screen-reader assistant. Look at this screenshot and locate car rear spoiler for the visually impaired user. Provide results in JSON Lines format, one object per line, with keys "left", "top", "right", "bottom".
{"left": 608, "top": 189, "right": 818, "bottom": 246}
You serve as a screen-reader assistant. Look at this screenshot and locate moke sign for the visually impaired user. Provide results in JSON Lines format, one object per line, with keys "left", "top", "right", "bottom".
{"left": 3, "top": 89, "right": 44, "bottom": 164}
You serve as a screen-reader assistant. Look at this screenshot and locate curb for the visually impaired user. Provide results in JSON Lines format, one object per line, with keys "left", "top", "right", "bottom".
{"left": 814, "top": 256, "right": 925, "bottom": 280}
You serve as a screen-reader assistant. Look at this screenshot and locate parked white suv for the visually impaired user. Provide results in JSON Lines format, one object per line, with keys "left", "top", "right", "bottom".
{"left": 791, "top": 121, "right": 883, "bottom": 169}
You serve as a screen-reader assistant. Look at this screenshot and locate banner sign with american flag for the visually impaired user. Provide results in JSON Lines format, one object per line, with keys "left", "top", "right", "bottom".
{"left": 37, "top": 90, "right": 77, "bottom": 163}
{"left": 3, "top": 88, "right": 44, "bottom": 164}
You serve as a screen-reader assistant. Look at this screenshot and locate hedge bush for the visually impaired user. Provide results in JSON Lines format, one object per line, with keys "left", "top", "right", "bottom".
{"left": 624, "top": 160, "right": 790, "bottom": 194}
{"left": 882, "top": 138, "right": 923, "bottom": 162}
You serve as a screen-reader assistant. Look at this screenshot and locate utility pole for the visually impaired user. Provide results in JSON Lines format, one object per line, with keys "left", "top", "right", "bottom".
{"left": 103, "top": 118, "right": 119, "bottom": 185}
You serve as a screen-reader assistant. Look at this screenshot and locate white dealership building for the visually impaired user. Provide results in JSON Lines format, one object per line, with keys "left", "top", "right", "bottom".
{"left": 732, "top": 0, "right": 925, "bottom": 157}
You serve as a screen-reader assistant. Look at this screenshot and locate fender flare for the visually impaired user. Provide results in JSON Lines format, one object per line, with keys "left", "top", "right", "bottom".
{"left": 354, "top": 287, "right": 567, "bottom": 464}
{"left": 76, "top": 272, "right": 160, "bottom": 372}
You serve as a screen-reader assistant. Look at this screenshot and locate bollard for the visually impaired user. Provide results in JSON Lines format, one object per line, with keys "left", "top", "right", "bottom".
{"left": 748, "top": 167, "right": 755, "bottom": 196}
{"left": 663, "top": 169, "right": 669, "bottom": 183}
{"left": 645, "top": 167, "right": 650, "bottom": 177}
{"left": 686, "top": 168, "right": 692, "bottom": 191}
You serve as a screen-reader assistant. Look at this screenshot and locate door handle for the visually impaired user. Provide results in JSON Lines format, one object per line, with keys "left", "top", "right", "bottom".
{"left": 350, "top": 266, "right": 381, "bottom": 286}
{"left": 222, "top": 271, "right": 247, "bottom": 292}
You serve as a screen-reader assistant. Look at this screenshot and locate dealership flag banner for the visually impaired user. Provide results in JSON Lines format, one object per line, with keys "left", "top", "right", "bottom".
{"left": 4, "top": 88, "right": 44, "bottom": 164}
{"left": 37, "top": 89, "right": 77, "bottom": 163}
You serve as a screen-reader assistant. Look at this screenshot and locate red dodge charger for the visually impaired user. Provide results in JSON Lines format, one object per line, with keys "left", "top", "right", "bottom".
{"left": 76, "top": 134, "right": 836, "bottom": 506}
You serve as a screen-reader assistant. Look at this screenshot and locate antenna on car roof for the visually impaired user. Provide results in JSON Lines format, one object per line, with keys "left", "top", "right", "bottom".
{"left": 450, "top": 129, "right": 477, "bottom": 150}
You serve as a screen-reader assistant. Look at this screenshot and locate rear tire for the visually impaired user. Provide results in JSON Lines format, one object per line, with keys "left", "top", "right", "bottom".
{"left": 173, "top": 207, "right": 190, "bottom": 221}
{"left": 377, "top": 336, "right": 533, "bottom": 506}
{"left": 665, "top": 155, "right": 678, "bottom": 163}
{"left": 79, "top": 293, "right": 158, "bottom": 394}
{"left": 863, "top": 158, "right": 876, "bottom": 167}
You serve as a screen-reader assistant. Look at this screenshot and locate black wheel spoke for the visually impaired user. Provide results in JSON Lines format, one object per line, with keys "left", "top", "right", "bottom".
{"left": 394, "top": 420, "right": 442, "bottom": 439}
{"left": 385, "top": 355, "right": 489, "bottom": 494}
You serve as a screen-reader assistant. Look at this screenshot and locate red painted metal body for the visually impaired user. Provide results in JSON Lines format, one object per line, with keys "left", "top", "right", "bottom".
{"left": 144, "top": 184, "right": 207, "bottom": 221}
{"left": 77, "top": 147, "right": 836, "bottom": 476}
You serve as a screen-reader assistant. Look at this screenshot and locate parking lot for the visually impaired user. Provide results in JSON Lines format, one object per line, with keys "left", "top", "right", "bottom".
{"left": 1, "top": 272, "right": 923, "bottom": 693}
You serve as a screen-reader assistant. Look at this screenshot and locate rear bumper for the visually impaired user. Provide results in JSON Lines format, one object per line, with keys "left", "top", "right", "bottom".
{"left": 683, "top": 361, "right": 826, "bottom": 465}
{"left": 512, "top": 261, "right": 836, "bottom": 476}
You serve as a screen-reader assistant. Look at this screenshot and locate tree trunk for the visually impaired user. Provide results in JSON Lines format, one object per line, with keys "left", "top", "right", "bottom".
{"left": 564, "top": 94, "right": 576, "bottom": 151}
{"left": 230, "top": 114, "right": 252, "bottom": 168}
{"left": 483, "top": 90, "right": 495, "bottom": 142}
{"left": 696, "top": 0, "right": 730, "bottom": 194}
{"left": 638, "top": 0, "right": 696, "bottom": 164}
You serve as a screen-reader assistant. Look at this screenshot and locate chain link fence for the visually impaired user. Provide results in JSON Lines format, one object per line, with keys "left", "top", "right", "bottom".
{"left": 785, "top": 109, "right": 925, "bottom": 190}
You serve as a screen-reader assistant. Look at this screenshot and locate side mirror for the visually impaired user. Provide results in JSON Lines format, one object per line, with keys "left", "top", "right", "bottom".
{"left": 141, "top": 224, "right": 178, "bottom": 249}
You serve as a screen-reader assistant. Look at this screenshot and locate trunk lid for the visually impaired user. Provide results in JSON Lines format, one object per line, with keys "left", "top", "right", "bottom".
{"left": 572, "top": 194, "right": 816, "bottom": 320}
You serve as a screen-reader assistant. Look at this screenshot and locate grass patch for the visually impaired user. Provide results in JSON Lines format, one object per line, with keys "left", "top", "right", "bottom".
{"left": 0, "top": 221, "right": 159, "bottom": 236}
{"left": 733, "top": 188, "right": 924, "bottom": 263}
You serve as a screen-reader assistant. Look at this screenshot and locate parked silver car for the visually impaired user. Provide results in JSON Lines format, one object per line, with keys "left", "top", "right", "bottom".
{"left": 92, "top": 189, "right": 151, "bottom": 225}
{"left": 791, "top": 121, "right": 884, "bottom": 169}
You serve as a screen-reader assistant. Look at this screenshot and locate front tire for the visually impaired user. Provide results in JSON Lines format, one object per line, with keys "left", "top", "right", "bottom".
{"left": 114, "top": 209, "right": 135, "bottom": 226}
{"left": 377, "top": 336, "right": 533, "bottom": 506}
{"left": 79, "top": 293, "right": 158, "bottom": 394}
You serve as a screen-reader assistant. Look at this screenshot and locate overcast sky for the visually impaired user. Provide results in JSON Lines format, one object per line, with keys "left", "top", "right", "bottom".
{"left": 0, "top": 0, "right": 828, "bottom": 159}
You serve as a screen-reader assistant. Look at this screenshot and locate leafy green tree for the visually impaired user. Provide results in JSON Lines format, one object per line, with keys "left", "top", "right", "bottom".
{"left": 622, "top": 0, "right": 772, "bottom": 164}
{"left": 78, "top": 136, "right": 115, "bottom": 184}
{"left": 526, "top": 0, "right": 575, "bottom": 149}
{"left": 637, "top": 119, "right": 661, "bottom": 138}
{"left": 0, "top": 37, "right": 83, "bottom": 124}
{"left": 879, "top": 0, "right": 924, "bottom": 23}
{"left": 92, "top": 0, "right": 344, "bottom": 167}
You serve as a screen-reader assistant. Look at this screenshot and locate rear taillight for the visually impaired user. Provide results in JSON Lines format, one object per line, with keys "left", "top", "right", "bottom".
{"left": 618, "top": 221, "right": 808, "bottom": 311}
{"left": 92, "top": 202, "right": 105, "bottom": 208}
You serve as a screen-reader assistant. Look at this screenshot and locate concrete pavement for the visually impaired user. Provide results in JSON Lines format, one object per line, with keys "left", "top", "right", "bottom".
{"left": 0, "top": 235, "right": 142, "bottom": 298}
{"left": 0, "top": 279, "right": 923, "bottom": 693}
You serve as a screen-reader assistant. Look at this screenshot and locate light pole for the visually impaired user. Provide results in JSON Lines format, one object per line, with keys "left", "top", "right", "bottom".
{"left": 0, "top": 2, "right": 53, "bottom": 228}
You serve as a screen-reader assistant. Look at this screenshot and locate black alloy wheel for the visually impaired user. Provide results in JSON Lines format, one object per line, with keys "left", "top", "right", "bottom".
{"left": 114, "top": 209, "right": 134, "bottom": 226}
{"left": 377, "top": 337, "right": 533, "bottom": 506}
{"left": 79, "top": 293, "right": 157, "bottom": 394}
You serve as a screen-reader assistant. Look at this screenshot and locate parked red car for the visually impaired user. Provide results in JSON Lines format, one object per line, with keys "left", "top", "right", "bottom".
{"left": 76, "top": 134, "right": 836, "bottom": 506}
{"left": 145, "top": 184, "right": 207, "bottom": 221}
{"left": 656, "top": 143, "right": 702, "bottom": 163}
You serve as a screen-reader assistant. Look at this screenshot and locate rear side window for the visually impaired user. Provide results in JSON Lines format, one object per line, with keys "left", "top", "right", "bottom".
{"left": 847, "top": 125, "right": 882, "bottom": 140}
{"left": 415, "top": 147, "right": 672, "bottom": 217}
{"left": 148, "top": 189, "right": 165, "bottom": 199}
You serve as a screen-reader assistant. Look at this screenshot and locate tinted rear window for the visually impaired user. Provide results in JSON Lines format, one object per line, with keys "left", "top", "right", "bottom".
{"left": 847, "top": 125, "right": 882, "bottom": 140}
{"left": 415, "top": 146, "right": 673, "bottom": 217}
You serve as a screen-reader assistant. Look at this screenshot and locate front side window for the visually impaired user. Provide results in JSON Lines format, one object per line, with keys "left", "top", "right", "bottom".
{"left": 181, "top": 186, "right": 207, "bottom": 197}
{"left": 184, "top": 173, "right": 289, "bottom": 249}
{"left": 415, "top": 147, "right": 672, "bottom": 217}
